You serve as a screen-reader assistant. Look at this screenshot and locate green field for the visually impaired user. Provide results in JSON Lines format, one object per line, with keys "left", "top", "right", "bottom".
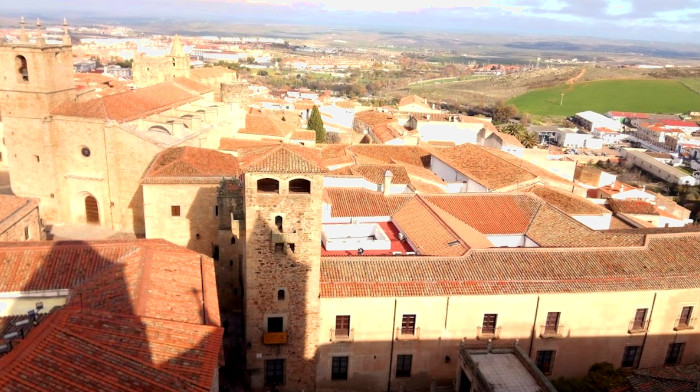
{"left": 508, "top": 79, "right": 700, "bottom": 117}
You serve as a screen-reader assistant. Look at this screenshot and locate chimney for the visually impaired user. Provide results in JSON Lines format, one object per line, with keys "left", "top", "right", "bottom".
{"left": 619, "top": 184, "right": 625, "bottom": 193}
{"left": 432, "top": 103, "right": 436, "bottom": 110}
{"left": 383, "top": 170, "right": 393, "bottom": 196}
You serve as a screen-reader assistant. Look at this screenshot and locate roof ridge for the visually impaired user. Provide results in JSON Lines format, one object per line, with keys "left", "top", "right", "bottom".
{"left": 411, "top": 196, "right": 469, "bottom": 255}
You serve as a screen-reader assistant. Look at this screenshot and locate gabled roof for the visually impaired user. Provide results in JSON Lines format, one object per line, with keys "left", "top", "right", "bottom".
{"left": 627, "top": 364, "right": 700, "bottom": 392}
{"left": 239, "top": 144, "right": 327, "bottom": 173}
{"left": 144, "top": 146, "right": 240, "bottom": 181}
{"left": 0, "top": 196, "right": 38, "bottom": 233}
{"left": 398, "top": 94, "right": 430, "bottom": 108}
{"left": 528, "top": 185, "right": 609, "bottom": 215}
{"left": 610, "top": 199, "right": 659, "bottom": 215}
{"left": 392, "top": 198, "right": 469, "bottom": 257}
{"left": 51, "top": 80, "right": 209, "bottom": 123}
{"left": 0, "top": 239, "right": 222, "bottom": 390}
{"left": 336, "top": 164, "right": 411, "bottom": 185}
{"left": 238, "top": 113, "right": 297, "bottom": 138}
{"left": 324, "top": 188, "right": 412, "bottom": 217}
{"left": 354, "top": 110, "right": 395, "bottom": 127}
{"left": 320, "top": 233, "right": 700, "bottom": 297}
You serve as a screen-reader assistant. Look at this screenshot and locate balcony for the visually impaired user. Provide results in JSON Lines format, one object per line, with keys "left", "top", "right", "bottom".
{"left": 396, "top": 327, "right": 420, "bottom": 340}
{"left": 263, "top": 331, "right": 288, "bottom": 345}
{"left": 330, "top": 328, "right": 354, "bottom": 342}
{"left": 628, "top": 320, "right": 650, "bottom": 334}
{"left": 539, "top": 324, "right": 565, "bottom": 338}
{"left": 476, "top": 326, "right": 501, "bottom": 340}
{"left": 674, "top": 317, "right": 696, "bottom": 331}
{"left": 271, "top": 230, "right": 299, "bottom": 244}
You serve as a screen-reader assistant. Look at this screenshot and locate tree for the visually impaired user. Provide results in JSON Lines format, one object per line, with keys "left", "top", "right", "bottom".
{"left": 491, "top": 100, "right": 518, "bottom": 124}
{"left": 307, "top": 105, "right": 326, "bottom": 143}
{"left": 501, "top": 123, "right": 526, "bottom": 137}
{"left": 520, "top": 131, "right": 539, "bottom": 148}
{"left": 553, "top": 362, "right": 629, "bottom": 392}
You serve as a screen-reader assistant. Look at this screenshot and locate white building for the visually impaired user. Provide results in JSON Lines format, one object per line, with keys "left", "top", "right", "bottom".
{"left": 591, "top": 127, "right": 627, "bottom": 144}
{"left": 574, "top": 111, "right": 623, "bottom": 132}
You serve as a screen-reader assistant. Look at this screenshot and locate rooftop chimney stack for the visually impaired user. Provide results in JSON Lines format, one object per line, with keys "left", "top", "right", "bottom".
{"left": 383, "top": 170, "right": 393, "bottom": 196}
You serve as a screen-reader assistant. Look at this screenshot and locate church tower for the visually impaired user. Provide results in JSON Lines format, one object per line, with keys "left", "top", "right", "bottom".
{"left": 241, "top": 145, "right": 325, "bottom": 391}
{"left": 0, "top": 18, "right": 75, "bottom": 218}
{"left": 169, "top": 35, "right": 190, "bottom": 79}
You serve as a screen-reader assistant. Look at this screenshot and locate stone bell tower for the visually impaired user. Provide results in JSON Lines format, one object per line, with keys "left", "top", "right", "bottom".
{"left": 241, "top": 145, "right": 325, "bottom": 391}
{"left": 0, "top": 18, "right": 75, "bottom": 219}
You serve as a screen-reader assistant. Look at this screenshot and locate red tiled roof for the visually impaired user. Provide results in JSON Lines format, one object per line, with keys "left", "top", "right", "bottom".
{"left": 348, "top": 145, "right": 432, "bottom": 168}
{"left": 324, "top": 188, "right": 412, "bottom": 217}
{"left": 610, "top": 199, "right": 659, "bottom": 215}
{"left": 660, "top": 119, "right": 699, "bottom": 128}
{"left": 0, "top": 308, "right": 221, "bottom": 391}
{"left": 347, "top": 164, "right": 411, "bottom": 185}
{"left": 423, "top": 194, "right": 540, "bottom": 234}
{"left": 238, "top": 113, "right": 298, "bottom": 138}
{"left": 354, "top": 110, "right": 395, "bottom": 127}
{"left": 0, "top": 196, "right": 38, "bottom": 233}
{"left": 398, "top": 94, "right": 430, "bottom": 108}
{"left": 173, "top": 77, "right": 214, "bottom": 95}
{"left": 627, "top": 364, "right": 700, "bottom": 392}
{"left": 238, "top": 144, "right": 327, "bottom": 173}
{"left": 490, "top": 131, "right": 524, "bottom": 147}
{"left": 218, "top": 138, "right": 281, "bottom": 151}
{"left": 320, "top": 233, "right": 700, "bottom": 297}
{"left": 392, "top": 198, "right": 469, "bottom": 256}
{"left": 371, "top": 124, "right": 402, "bottom": 142}
{"left": 51, "top": 80, "right": 206, "bottom": 123}
{"left": 528, "top": 185, "right": 608, "bottom": 215}
{"left": 0, "top": 239, "right": 222, "bottom": 390}
{"left": 144, "top": 146, "right": 240, "bottom": 180}
{"left": 608, "top": 111, "right": 650, "bottom": 119}
{"left": 189, "top": 65, "right": 236, "bottom": 81}
{"left": 291, "top": 130, "right": 317, "bottom": 141}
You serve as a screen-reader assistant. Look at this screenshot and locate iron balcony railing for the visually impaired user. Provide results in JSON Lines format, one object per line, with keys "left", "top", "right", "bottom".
{"left": 674, "top": 317, "right": 696, "bottom": 331}
{"left": 628, "top": 319, "right": 650, "bottom": 334}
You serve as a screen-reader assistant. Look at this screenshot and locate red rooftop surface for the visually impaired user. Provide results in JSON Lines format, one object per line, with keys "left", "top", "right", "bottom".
{"left": 321, "top": 221, "right": 414, "bottom": 256}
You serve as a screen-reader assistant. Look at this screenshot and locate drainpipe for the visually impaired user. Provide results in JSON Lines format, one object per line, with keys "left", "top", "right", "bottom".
{"left": 639, "top": 292, "right": 657, "bottom": 365}
{"left": 387, "top": 298, "right": 397, "bottom": 392}
{"left": 529, "top": 296, "right": 540, "bottom": 358}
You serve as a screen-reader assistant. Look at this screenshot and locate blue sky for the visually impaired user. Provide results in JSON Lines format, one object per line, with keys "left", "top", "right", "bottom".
{"left": 4, "top": 0, "right": 700, "bottom": 43}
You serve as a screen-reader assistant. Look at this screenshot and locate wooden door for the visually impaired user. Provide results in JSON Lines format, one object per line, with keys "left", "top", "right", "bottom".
{"left": 85, "top": 196, "right": 99, "bottom": 224}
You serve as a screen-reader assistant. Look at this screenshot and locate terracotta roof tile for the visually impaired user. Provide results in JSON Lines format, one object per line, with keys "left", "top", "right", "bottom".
{"left": 189, "top": 66, "right": 236, "bottom": 81}
{"left": 0, "top": 196, "right": 38, "bottom": 233}
{"left": 239, "top": 144, "right": 327, "bottom": 173}
{"left": 348, "top": 145, "right": 432, "bottom": 168}
{"left": 398, "top": 94, "right": 430, "bottom": 108}
{"left": 354, "top": 111, "right": 395, "bottom": 127}
{"left": 324, "top": 188, "right": 412, "bottom": 217}
{"left": 218, "top": 138, "right": 281, "bottom": 151}
{"left": 610, "top": 199, "right": 660, "bottom": 215}
{"left": 51, "top": 81, "right": 204, "bottom": 123}
{"left": 627, "top": 364, "right": 700, "bottom": 392}
{"left": 528, "top": 185, "right": 608, "bottom": 215}
{"left": 144, "top": 147, "right": 240, "bottom": 180}
{"left": 291, "top": 130, "right": 317, "bottom": 141}
{"left": 349, "top": 165, "right": 411, "bottom": 185}
{"left": 173, "top": 77, "right": 214, "bottom": 95}
{"left": 320, "top": 233, "right": 700, "bottom": 297}
{"left": 423, "top": 194, "right": 540, "bottom": 234}
{"left": 238, "top": 113, "right": 298, "bottom": 138}
{"left": 392, "top": 198, "right": 469, "bottom": 256}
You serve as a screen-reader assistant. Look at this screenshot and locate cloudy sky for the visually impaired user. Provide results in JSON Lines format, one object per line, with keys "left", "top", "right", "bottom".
{"left": 4, "top": 0, "right": 700, "bottom": 43}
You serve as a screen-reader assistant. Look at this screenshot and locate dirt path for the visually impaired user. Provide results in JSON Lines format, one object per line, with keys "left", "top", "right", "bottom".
{"left": 565, "top": 67, "right": 586, "bottom": 85}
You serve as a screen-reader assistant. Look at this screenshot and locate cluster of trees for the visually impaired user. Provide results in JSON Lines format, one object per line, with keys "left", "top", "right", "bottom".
{"left": 552, "top": 362, "right": 629, "bottom": 392}
{"left": 500, "top": 123, "right": 539, "bottom": 148}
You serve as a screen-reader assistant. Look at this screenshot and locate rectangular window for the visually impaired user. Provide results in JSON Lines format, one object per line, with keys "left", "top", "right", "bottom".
{"left": 679, "top": 306, "right": 693, "bottom": 327}
{"left": 482, "top": 314, "right": 498, "bottom": 335}
{"left": 545, "top": 312, "right": 560, "bottom": 333}
{"left": 274, "top": 243, "right": 285, "bottom": 253}
{"left": 621, "top": 346, "right": 642, "bottom": 368}
{"left": 171, "top": 205, "right": 181, "bottom": 217}
{"left": 401, "top": 314, "right": 416, "bottom": 335}
{"left": 267, "top": 317, "right": 284, "bottom": 333}
{"left": 331, "top": 356, "right": 349, "bottom": 380}
{"left": 665, "top": 343, "right": 685, "bottom": 365}
{"left": 265, "top": 359, "right": 285, "bottom": 386}
{"left": 335, "top": 315, "right": 350, "bottom": 337}
{"left": 535, "top": 350, "right": 556, "bottom": 375}
{"left": 24, "top": 226, "right": 29, "bottom": 240}
{"left": 633, "top": 308, "right": 648, "bottom": 330}
{"left": 396, "top": 354, "right": 412, "bottom": 377}
{"left": 214, "top": 205, "right": 219, "bottom": 216}
{"left": 33, "top": 155, "right": 40, "bottom": 163}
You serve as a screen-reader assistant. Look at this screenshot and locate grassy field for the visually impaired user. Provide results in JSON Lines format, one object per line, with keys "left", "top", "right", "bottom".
{"left": 508, "top": 79, "right": 700, "bottom": 116}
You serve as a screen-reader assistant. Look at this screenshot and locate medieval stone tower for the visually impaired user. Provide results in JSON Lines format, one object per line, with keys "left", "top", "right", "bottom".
{"left": 132, "top": 35, "right": 190, "bottom": 87}
{"left": 0, "top": 19, "right": 75, "bottom": 219}
{"left": 242, "top": 146, "right": 325, "bottom": 391}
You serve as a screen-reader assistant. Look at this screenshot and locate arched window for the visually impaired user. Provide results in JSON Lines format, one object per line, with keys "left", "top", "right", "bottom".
{"left": 257, "top": 178, "right": 279, "bottom": 193}
{"left": 148, "top": 125, "right": 170, "bottom": 134}
{"left": 277, "top": 289, "right": 285, "bottom": 301}
{"left": 289, "top": 178, "right": 311, "bottom": 194}
{"left": 231, "top": 236, "right": 236, "bottom": 245}
{"left": 275, "top": 216, "right": 283, "bottom": 232}
{"left": 16, "top": 55, "right": 28, "bottom": 81}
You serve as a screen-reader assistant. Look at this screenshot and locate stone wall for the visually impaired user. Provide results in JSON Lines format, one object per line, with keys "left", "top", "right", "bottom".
{"left": 0, "top": 203, "right": 42, "bottom": 242}
{"left": 244, "top": 172, "right": 323, "bottom": 391}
